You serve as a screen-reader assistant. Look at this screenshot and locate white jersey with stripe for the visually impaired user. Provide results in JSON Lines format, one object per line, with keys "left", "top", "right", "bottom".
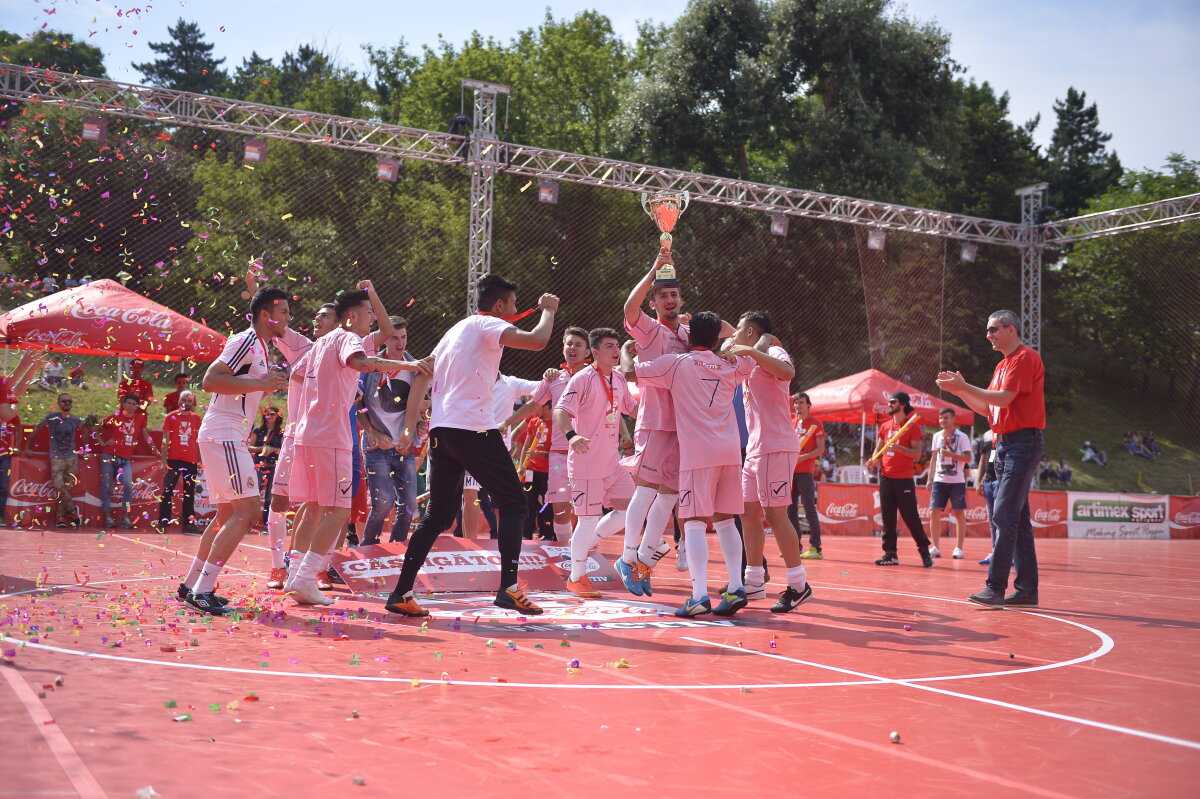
{"left": 198, "top": 327, "right": 269, "bottom": 443}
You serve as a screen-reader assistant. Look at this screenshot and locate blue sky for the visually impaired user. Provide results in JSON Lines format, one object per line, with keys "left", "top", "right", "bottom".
{"left": 2, "top": 0, "right": 1195, "bottom": 173}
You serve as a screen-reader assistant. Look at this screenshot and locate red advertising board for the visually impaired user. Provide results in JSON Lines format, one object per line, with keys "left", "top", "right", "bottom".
{"left": 1168, "top": 495, "right": 1200, "bottom": 539}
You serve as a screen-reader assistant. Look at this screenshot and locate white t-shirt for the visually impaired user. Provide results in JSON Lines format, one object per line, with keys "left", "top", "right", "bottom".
{"left": 198, "top": 327, "right": 269, "bottom": 443}
{"left": 931, "top": 429, "right": 971, "bottom": 484}
{"left": 361, "top": 353, "right": 416, "bottom": 441}
{"left": 428, "top": 314, "right": 513, "bottom": 432}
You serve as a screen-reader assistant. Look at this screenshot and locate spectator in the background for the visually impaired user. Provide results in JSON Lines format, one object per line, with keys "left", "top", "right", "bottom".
{"left": 163, "top": 373, "right": 191, "bottom": 414}
{"left": 99, "top": 394, "right": 159, "bottom": 528}
{"left": 158, "top": 391, "right": 202, "bottom": 534}
{"left": 118, "top": 358, "right": 154, "bottom": 406}
{"left": 0, "top": 407, "right": 22, "bottom": 526}
{"left": 1081, "top": 441, "right": 1108, "bottom": 467}
{"left": 37, "top": 354, "right": 66, "bottom": 391}
{"left": 1038, "top": 456, "right": 1056, "bottom": 484}
{"left": 1, "top": 350, "right": 45, "bottom": 422}
{"left": 1144, "top": 431, "right": 1161, "bottom": 457}
{"left": 25, "top": 393, "right": 87, "bottom": 528}
{"left": 1056, "top": 457, "right": 1072, "bottom": 486}
{"left": 68, "top": 363, "right": 88, "bottom": 390}
{"left": 515, "top": 404, "right": 554, "bottom": 540}
{"left": 790, "top": 392, "right": 825, "bottom": 559}
{"left": 248, "top": 405, "right": 284, "bottom": 526}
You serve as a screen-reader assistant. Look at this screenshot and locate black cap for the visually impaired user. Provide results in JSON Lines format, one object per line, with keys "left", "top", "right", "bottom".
{"left": 890, "top": 390, "right": 910, "bottom": 406}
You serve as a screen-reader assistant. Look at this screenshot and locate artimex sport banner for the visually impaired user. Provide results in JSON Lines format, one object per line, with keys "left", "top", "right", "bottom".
{"left": 1066, "top": 492, "right": 1170, "bottom": 539}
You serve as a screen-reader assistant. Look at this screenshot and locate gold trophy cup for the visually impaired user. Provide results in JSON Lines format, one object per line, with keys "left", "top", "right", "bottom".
{"left": 640, "top": 190, "right": 690, "bottom": 283}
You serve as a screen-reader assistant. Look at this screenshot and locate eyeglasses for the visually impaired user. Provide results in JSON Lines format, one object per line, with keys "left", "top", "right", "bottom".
{"left": 986, "top": 324, "right": 1009, "bottom": 334}
{"left": 887, "top": 399, "right": 899, "bottom": 405}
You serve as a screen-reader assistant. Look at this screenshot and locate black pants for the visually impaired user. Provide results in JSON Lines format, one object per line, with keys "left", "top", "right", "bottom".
{"left": 788, "top": 472, "right": 822, "bottom": 549}
{"left": 523, "top": 470, "right": 553, "bottom": 539}
{"left": 390, "top": 428, "right": 526, "bottom": 597}
{"left": 159, "top": 459, "right": 198, "bottom": 525}
{"left": 879, "top": 475, "right": 930, "bottom": 555}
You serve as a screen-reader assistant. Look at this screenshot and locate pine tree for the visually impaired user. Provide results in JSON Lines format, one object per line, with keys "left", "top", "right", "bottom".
{"left": 132, "top": 18, "right": 226, "bottom": 94}
{"left": 1046, "top": 87, "right": 1122, "bottom": 217}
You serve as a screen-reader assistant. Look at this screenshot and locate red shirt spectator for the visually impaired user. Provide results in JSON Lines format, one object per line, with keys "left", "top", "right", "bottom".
{"left": 100, "top": 411, "right": 146, "bottom": 459}
{"left": 162, "top": 374, "right": 191, "bottom": 413}
{"left": 988, "top": 344, "right": 1046, "bottom": 434}
{"left": 162, "top": 409, "right": 202, "bottom": 463}
{"left": 521, "top": 416, "right": 551, "bottom": 472}
{"left": 0, "top": 375, "right": 15, "bottom": 405}
{"left": 118, "top": 358, "right": 154, "bottom": 408}
{"left": 0, "top": 414, "right": 22, "bottom": 456}
{"left": 793, "top": 415, "right": 824, "bottom": 475}
{"left": 878, "top": 412, "right": 923, "bottom": 479}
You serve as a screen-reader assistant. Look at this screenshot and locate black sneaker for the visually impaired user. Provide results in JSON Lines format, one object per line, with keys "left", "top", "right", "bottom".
{"left": 176, "top": 582, "right": 230, "bottom": 605}
{"left": 770, "top": 583, "right": 813, "bottom": 613}
{"left": 921, "top": 551, "right": 935, "bottom": 568}
{"left": 180, "top": 524, "right": 202, "bottom": 536}
{"left": 184, "top": 590, "right": 232, "bottom": 616}
{"left": 875, "top": 554, "right": 899, "bottom": 566}
{"left": 968, "top": 588, "right": 1005, "bottom": 608}
{"left": 1004, "top": 591, "right": 1039, "bottom": 608}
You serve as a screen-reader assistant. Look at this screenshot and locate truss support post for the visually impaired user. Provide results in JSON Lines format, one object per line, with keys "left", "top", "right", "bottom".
{"left": 1016, "top": 183, "right": 1048, "bottom": 352}
{"left": 464, "top": 79, "right": 509, "bottom": 314}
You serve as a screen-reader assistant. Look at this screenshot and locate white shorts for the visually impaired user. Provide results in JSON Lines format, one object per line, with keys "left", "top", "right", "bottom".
{"left": 547, "top": 451, "right": 570, "bottom": 505}
{"left": 272, "top": 435, "right": 296, "bottom": 497}
{"left": 569, "top": 469, "right": 635, "bottom": 517}
{"left": 198, "top": 440, "right": 259, "bottom": 504}
{"left": 463, "top": 473, "right": 481, "bottom": 491}
{"left": 289, "top": 445, "right": 354, "bottom": 509}
{"left": 623, "top": 428, "right": 680, "bottom": 492}
{"left": 678, "top": 465, "right": 743, "bottom": 519}
{"left": 742, "top": 451, "right": 799, "bottom": 507}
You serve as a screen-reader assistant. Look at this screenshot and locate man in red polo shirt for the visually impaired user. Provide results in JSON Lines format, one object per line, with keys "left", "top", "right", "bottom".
{"left": 790, "top": 392, "right": 825, "bottom": 559}
{"left": 938, "top": 309, "right": 1045, "bottom": 608}
{"left": 866, "top": 391, "right": 933, "bottom": 567}
{"left": 118, "top": 359, "right": 154, "bottom": 405}
{"left": 162, "top": 373, "right": 191, "bottom": 414}
{"left": 99, "top": 394, "right": 159, "bottom": 528}
{"left": 158, "top": 390, "right": 203, "bottom": 533}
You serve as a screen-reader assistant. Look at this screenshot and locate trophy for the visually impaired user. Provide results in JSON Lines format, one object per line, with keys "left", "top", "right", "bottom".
{"left": 640, "top": 190, "right": 689, "bottom": 284}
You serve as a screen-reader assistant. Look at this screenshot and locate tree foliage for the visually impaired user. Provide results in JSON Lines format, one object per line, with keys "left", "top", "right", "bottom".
{"left": 133, "top": 18, "right": 227, "bottom": 94}
{"left": 1046, "top": 87, "right": 1122, "bottom": 218}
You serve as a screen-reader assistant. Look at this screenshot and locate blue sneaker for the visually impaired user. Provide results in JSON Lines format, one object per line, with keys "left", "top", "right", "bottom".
{"left": 615, "top": 557, "right": 644, "bottom": 597}
{"left": 674, "top": 596, "right": 712, "bottom": 617}
{"left": 713, "top": 588, "right": 749, "bottom": 616}
{"left": 978, "top": 554, "right": 992, "bottom": 565}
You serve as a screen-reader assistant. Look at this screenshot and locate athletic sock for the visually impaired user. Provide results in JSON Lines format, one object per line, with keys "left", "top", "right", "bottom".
{"left": 569, "top": 516, "right": 600, "bottom": 581}
{"left": 714, "top": 518, "right": 743, "bottom": 593}
{"left": 593, "top": 509, "right": 626, "bottom": 542}
{"left": 786, "top": 564, "right": 808, "bottom": 590}
{"left": 623, "top": 485, "right": 656, "bottom": 563}
{"left": 286, "top": 549, "right": 302, "bottom": 584}
{"left": 267, "top": 510, "right": 288, "bottom": 568}
{"left": 192, "top": 561, "right": 222, "bottom": 595}
{"left": 184, "top": 556, "right": 205, "bottom": 589}
{"left": 638, "top": 493, "right": 676, "bottom": 565}
{"left": 288, "top": 550, "right": 325, "bottom": 590}
{"left": 683, "top": 520, "right": 709, "bottom": 599}
{"left": 746, "top": 565, "right": 766, "bottom": 585}
{"left": 553, "top": 520, "right": 572, "bottom": 543}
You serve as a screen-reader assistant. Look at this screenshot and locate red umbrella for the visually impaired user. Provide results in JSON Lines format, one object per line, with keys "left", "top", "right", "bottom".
{"left": 804, "top": 368, "right": 975, "bottom": 426}
{"left": 0, "top": 279, "right": 225, "bottom": 362}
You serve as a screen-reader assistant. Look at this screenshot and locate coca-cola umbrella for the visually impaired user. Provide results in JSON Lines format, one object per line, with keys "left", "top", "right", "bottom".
{"left": 802, "top": 368, "right": 976, "bottom": 471}
{"left": 0, "top": 279, "right": 225, "bottom": 362}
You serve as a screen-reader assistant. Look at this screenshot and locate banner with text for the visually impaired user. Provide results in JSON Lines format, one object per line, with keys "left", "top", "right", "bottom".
{"left": 1066, "top": 492, "right": 1170, "bottom": 539}
{"left": 1167, "top": 495, "right": 1200, "bottom": 539}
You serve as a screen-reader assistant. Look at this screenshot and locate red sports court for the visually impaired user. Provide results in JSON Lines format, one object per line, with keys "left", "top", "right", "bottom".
{"left": 1, "top": 528, "right": 1197, "bottom": 798}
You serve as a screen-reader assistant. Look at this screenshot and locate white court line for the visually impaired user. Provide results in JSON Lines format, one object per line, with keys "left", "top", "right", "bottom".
{"left": 683, "top": 636, "right": 1200, "bottom": 752}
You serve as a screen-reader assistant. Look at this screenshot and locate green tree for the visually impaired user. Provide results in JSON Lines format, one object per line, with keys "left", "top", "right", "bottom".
{"left": 132, "top": 19, "right": 227, "bottom": 94}
{"left": 0, "top": 30, "right": 107, "bottom": 77}
{"left": 1046, "top": 87, "right": 1122, "bottom": 217}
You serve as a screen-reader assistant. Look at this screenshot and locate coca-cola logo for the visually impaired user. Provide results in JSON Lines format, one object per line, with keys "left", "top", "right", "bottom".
{"left": 964, "top": 506, "right": 989, "bottom": 521}
{"left": 1034, "top": 508, "right": 1062, "bottom": 523}
{"left": 10, "top": 478, "right": 59, "bottom": 500}
{"left": 824, "top": 502, "right": 860, "bottom": 518}
{"left": 67, "top": 304, "right": 173, "bottom": 331}
{"left": 1174, "top": 511, "right": 1200, "bottom": 526}
{"left": 22, "top": 329, "right": 89, "bottom": 348}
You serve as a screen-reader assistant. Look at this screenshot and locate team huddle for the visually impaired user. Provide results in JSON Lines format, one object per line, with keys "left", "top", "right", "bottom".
{"left": 176, "top": 253, "right": 817, "bottom": 619}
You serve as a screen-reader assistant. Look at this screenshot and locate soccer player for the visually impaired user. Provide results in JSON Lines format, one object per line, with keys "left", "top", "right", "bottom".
{"left": 624, "top": 311, "right": 755, "bottom": 617}
{"left": 158, "top": 391, "right": 202, "bottom": 534}
{"left": 285, "top": 289, "right": 431, "bottom": 605}
{"left": 98, "top": 394, "right": 159, "bottom": 528}
{"left": 927, "top": 407, "right": 972, "bottom": 559}
{"left": 866, "top": 391, "right": 934, "bottom": 567}
{"left": 384, "top": 274, "right": 559, "bottom": 617}
{"left": 182, "top": 287, "right": 290, "bottom": 615}
{"left": 553, "top": 327, "right": 638, "bottom": 597}
{"left": 727, "top": 312, "right": 814, "bottom": 612}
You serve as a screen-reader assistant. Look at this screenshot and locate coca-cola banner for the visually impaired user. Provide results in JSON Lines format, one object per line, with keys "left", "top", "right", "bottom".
{"left": 1028, "top": 491, "right": 1069, "bottom": 538}
{"left": 1066, "top": 492, "right": 1170, "bottom": 539}
{"left": 1168, "top": 496, "right": 1200, "bottom": 539}
{"left": 5, "top": 455, "right": 216, "bottom": 528}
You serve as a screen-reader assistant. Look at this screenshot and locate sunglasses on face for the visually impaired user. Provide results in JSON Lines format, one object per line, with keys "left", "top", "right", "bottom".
{"left": 987, "top": 324, "right": 1009, "bottom": 334}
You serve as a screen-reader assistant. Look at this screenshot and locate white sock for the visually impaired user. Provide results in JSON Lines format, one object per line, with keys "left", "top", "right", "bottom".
{"left": 786, "top": 564, "right": 808, "bottom": 590}
{"left": 553, "top": 520, "right": 572, "bottom": 542}
{"left": 286, "top": 549, "right": 302, "bottom": 583}
{"left": 714, "top": 518, "right": 743, "bottom": 593}
{"left": 623, "top": 485, "right": 657, "bottom": 563}
{"left": 683, "top": 520, "right": 709, "bottom": 599}
{"left": 267, "top": 510, "right": 288, "bottom": 568}
{"left": 184, "top": 556, "right": 205, "bottom": 589}
{"left": 746, "top": 565, "right": 766, "bottom": 586}
{"left": 593, "top": 509, "right": 626, "bottom": 542}
{"left": 319, "top": 542, "right": 339, "bottom": 572}
{"left": 569, "top": 516, "right": 600, "bottom": 581}
{"left": 192, "top": 561, "right": 222, "bottom": 595}
{"left": 287, "top": 550, "right": 325, "bottom": 590}
{"left": 638, "top": 493, "right": 676, "bottom": 565}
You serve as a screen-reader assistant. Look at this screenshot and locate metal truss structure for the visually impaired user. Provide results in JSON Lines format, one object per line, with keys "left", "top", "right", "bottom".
{"left": 2, "top": 65, "right": 1198, "bottom": 345}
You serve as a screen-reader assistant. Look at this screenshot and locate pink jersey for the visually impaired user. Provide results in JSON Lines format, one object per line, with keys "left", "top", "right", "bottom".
{"left": 275, "top": 329, "right": 314, "bottom": 438}
{"left": 556, "top": 365, "right": 637, "bottom": 480}
{"left": 293, "top": 327, "right": 365, "bottom": 451}
{"left": 635, "top": 350, "right": 753, "bottom": 469}
{"left": 624, "top": 310, "right": 689, "bottom": 433}
{"left": 532, "top": 367, "right": 584, "bottom": 453}
{"left": 742, "top": 345, "right": 799, "bottom": 457}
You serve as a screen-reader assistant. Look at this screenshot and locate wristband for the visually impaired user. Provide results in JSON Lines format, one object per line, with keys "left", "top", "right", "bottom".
{"left": 566, "top": 431, "right": 577, "bottom": 441}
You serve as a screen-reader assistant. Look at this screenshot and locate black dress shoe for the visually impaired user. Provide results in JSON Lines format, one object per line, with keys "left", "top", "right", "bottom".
{"left": 968, "top": 588, "right": 1005, "bottom": 608}
{"left": 1004, "top": 591, "right": 1039, "bottom": 607}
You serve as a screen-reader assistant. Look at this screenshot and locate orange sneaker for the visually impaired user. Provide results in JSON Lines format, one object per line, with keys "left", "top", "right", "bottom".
{"left": 632, "top": 560, "right": 656, "bottom": 597}
{"left": 565, "top": 575, "right": 601, "bottom": 598}
{"left": 384, "top": 593, "right": 429, "bottom": 617}
{"left": 494, "top": 586, "right": 544, "bottom": 615}
{"left": 316, "top": 570, "right": 333, "bottom": 591}
{"left": 266, "top": 567, "right": 287, "bottom": 590}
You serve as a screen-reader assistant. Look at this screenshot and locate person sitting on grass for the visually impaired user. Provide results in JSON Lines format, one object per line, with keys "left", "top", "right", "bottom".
{"left": 1056, "top": 457, "right": 1072, "bottom": 486}
{"left": 1081, "top": 441, "right": 1108, "bottom": 467}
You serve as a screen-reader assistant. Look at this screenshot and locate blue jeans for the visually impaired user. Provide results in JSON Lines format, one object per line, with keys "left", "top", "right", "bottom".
{"left": 987, "top": 430, "right": 1043, "bottom": 596}
{"left": 982, "top": 479, "right": 998, "bottom": 547}
{"left": 100, "top": 453, "right": 134, "bottom": 516}
{"left": 362, "top": 448, "right": 418, "bottom": 545}
{"left": 0, "top": 455, "right": 11, "bottom": 517}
